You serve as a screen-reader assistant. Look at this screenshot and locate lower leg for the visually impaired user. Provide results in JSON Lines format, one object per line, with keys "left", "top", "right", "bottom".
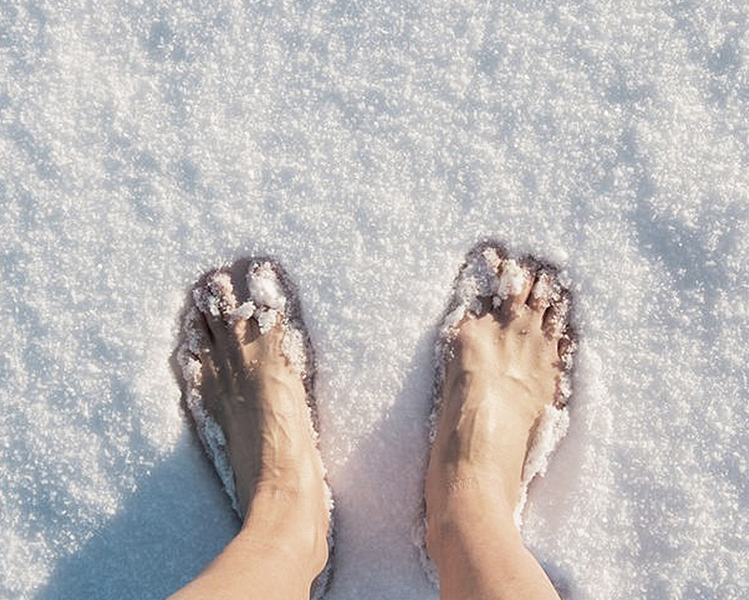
{"left": 427, "top": 477, "right": 560, "bottom": 600}
{"left": 170, "top": 487, "right": 327, "bottom": 600}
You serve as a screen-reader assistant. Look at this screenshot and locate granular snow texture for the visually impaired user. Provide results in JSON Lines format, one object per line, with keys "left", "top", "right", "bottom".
{"left": 1, "top": 1, "right": 748, "bottom": 599}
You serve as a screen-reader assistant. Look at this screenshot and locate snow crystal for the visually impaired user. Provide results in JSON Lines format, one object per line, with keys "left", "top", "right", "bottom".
{"left": 494, "top": 259, "right": 528, "bottom": 300}
{"left": 230, "top": 300, "right": 257, "bottom": 323}
{"left": 531, "top": 271, "right": 552, "bottom": 304}
{"left": 248, "top": 264, "right": 287, "bottom": 312}
{"left": 179, "top": 353, "right": 202, "bottom": 387}
{"left": 254, "top": 307, "right": 279, "bottom": 334}
{"left": 193, "top": 272, "right": 236, "bottom": 317}
{"left": 281, "top": 325, "right": 307, "bottom": 378}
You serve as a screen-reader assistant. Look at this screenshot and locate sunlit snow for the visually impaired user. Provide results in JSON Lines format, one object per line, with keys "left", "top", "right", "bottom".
{"left": 1, "top": 1, "right": 748, "bottom": 599}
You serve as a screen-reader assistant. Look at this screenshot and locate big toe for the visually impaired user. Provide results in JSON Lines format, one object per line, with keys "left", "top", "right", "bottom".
{"left": 494, "top": 259, "right": 534, "bottom": 318}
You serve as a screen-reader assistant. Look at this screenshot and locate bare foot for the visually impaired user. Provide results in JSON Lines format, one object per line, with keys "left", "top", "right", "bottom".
{"left": 426, "top": 257, "right": 570, "bottom": 554}
{"left": 189, "top": 268, "right": 329, "bottom": 573}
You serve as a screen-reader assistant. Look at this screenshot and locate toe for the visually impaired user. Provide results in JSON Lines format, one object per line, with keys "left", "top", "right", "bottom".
{"left": 193, "top": 270, "right": 239, "bottom": 343}
{"left": 193, "top": 307, "right": 213, "bottom": 348}
{"left": 229, "top": 298, "right": 257, "bottom": 345}
{"left": 512, "top": 265, "right": 535, "bottom": 312}
{"left": 557, "top": 335, "right": 572, "bottom": 361}
{"left": 192, "top": 310, "right": 221, "bottom": 382}
{"left": 246, "top": 261, "right": 288, "bottom": 335}
{"left": 182, "top": 305, "right": 211, "bottom": 355}
{"left": 494, "top": 259, "right": 533, "bottom": 318}
{"left": 542, "top": 289, "right": 570, "bottom": 340}
{"left": 178, "top": 307, "right": 214, "bottom": 388}
{"left": 193, "top": 270, "right": 251, "bottom": 380}
{"left": 528, "top": 270, "right": 553, "bottom": 316}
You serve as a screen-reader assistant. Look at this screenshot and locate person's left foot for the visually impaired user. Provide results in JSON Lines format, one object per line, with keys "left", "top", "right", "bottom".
{"left": 186, "top": 267, "right": 329, "bottom": 572}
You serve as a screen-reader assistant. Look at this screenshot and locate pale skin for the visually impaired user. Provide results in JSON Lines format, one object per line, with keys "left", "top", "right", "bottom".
{"left": 171, "top": 261, "right": 568, "bottom": 600}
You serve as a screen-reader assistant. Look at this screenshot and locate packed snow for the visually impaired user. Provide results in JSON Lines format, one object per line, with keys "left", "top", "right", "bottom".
{"left": 1, "top": 1, "right": 748, "bottom": 599}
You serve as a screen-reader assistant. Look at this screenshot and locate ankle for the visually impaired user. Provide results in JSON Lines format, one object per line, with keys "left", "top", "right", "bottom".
{"left": 427, "top": 490, "right": 520, "bottom": 574}
{"left": 242, "top": 482, "right": 330, "bottom": 574}
{"left": 427, "top": 436, "right": 526, "bottom": 511}
{"left": 232, "top": 525, "right": 327, "bottom": 588}
{"left": 426, "top": 470, "right": 519, "bottom": 555}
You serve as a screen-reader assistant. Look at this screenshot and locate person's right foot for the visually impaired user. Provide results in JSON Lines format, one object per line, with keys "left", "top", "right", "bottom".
{"left": 425, "top": 256, "right": 570, "bottom": 554}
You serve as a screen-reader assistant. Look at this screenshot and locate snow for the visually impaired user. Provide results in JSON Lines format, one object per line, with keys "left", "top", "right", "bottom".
{"left": 1, "top": 1, "right": 748, "bottom": 599}
{"left": 518, "top": 404, "right": 571, "bottom": 527}
{"left": 495, "top": 257, "right": 528, "bottom": 299}
{"left": 247, "top": 263, "right": 286, "bottom": 312}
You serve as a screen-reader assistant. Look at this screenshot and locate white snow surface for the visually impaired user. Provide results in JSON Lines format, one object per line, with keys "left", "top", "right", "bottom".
{"left": 1, "top": 1, "right": 748, "bottom": 599}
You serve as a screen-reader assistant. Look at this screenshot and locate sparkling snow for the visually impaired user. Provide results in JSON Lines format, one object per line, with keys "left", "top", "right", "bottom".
{"left": 1, "top": 1, "right": 748, "bottom": 599}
